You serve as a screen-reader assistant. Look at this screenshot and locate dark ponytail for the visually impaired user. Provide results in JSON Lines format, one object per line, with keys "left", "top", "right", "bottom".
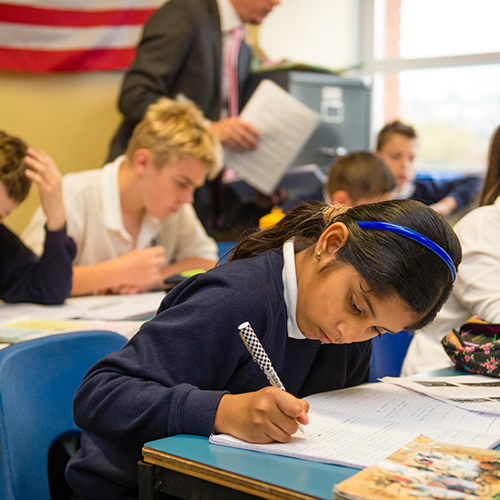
{"left": 229, "top": 199, "right": 461, "bottom": 330}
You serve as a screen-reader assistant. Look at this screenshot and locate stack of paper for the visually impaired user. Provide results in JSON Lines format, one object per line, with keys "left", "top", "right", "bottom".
{"left": 0, "top": 291, "right": 166, "bottom": 345}
{"left": 210, "top": 382, "right": 500, "bottom": 470}
{"left": 0, "top": 318, "right": 143, "bottom": 343}
{"left": 382, "top": 374, "right": 500, "bottom": 415}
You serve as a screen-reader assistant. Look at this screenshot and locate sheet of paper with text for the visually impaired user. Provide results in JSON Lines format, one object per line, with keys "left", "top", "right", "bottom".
{"left": 223, "top": 79, "right": 321, "bottom": 195}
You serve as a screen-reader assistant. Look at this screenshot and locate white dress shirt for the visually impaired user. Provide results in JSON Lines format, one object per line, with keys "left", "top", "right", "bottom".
{"left": 22, "top": 156, "right": 218, "bottom": 267}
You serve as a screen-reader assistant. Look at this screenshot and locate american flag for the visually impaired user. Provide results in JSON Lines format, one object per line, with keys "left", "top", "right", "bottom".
{"left": 0, "top": 0, "right": 164, "bottom": 72}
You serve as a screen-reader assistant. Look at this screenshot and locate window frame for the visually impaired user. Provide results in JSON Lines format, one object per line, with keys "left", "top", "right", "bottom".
{"left": 356, "top": 0, "right": 500, "bottom": 149}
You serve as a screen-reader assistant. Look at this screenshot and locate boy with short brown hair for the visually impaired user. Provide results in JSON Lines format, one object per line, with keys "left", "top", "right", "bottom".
{"left": 376, "top": 120, "right": 482, "bottom": 217}
{"left": 0, "top": 131, "right": 75, "bottom": 304}
{"left": 282, "top": 150, "right": 395, "bottom": 211}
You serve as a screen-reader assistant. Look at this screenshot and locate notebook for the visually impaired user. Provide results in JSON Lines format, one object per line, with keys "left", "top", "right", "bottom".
{"left": 210, "top": 382, "right": 500, "bottom": 469}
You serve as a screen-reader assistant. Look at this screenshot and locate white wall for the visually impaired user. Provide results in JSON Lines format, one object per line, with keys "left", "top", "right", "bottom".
{"left": 259, "top": 0, "right": 355, "bottom": 71}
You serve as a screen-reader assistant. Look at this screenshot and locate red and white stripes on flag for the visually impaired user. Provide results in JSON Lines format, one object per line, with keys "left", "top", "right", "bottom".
{"left": 0, "top": 1, "right": 164, "bottom": 72}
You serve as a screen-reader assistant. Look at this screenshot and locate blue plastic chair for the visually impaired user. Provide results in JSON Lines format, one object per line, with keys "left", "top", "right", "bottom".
{"left": 369, "top": 330, "right": 413, "bottom": 382}
{"left": 217, "top": 241, "right": 236, "bottom": 264}
{"left": 0, "top": 330, "right": 127, "bottom": 500}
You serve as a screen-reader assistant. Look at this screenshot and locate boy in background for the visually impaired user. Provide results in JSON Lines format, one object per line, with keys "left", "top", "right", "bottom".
{"left": 282, "top": 150, "right": 395, "bottom": 211}
{"left": 22, "top": 97, "right": 221, "bottom": 297}
{"left": 0, "top": 131, "right": 75, "bottom": 304}
{"left": 376, "top": 120, "right": 482, "bottom": 218}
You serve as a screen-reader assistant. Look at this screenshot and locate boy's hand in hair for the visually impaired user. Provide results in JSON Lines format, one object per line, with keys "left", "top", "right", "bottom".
{"left": 214, "top": 387, "right": 309, "bottom": 443}
{"left": 24, "top": 147, "right": 66, "bottom": 231}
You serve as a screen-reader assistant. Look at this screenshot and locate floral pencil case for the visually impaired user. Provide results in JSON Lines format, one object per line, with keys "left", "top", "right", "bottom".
{"left": 441, "top": 316, "right": 500, "bottom": 378}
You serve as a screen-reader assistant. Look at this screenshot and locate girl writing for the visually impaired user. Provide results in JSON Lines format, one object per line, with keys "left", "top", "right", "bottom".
{"left": 67, "top": 199, "right": 461, "bottom": 500}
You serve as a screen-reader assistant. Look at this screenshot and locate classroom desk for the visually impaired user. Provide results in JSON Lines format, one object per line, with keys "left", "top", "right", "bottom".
{"left": 138, "top": 367, "right": 462, "bottom": 500}
{"left": 139, "top": 434, "right": 358, "bottom": 500}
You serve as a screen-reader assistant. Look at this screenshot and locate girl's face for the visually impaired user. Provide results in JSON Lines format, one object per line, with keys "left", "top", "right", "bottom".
{"left": 295, "top": 224, "right": 419, "bottom": 344}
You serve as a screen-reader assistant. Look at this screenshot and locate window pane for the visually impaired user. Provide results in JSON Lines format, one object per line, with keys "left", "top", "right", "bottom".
{"left": 397, "top": 65, "right": 500, "bottom": 173}
{"left": 400, "top": 0, "right": 500, "bottom": 59}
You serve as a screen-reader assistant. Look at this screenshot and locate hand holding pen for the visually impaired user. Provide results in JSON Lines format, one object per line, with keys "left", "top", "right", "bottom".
{"left": 213, "top": 321, "right": 308, "bottom": 443}
{"left": 238, "top": 321, "right": 306, "bottom": 434}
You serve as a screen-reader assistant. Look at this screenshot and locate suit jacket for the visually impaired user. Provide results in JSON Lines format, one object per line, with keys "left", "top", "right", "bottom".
{"left": 108, "top": 0, "right": 252, "bottom": 161}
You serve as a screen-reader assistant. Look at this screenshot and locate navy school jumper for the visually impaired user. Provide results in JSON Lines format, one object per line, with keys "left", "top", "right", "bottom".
{"left": 0, "top": 224, "right": 75, "bottom": 304}
{"left": 66, "top": 250, "right": 372, "bottom": 500}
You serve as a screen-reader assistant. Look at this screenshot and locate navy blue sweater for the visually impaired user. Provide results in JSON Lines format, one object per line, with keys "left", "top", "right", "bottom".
{"left": 66, "top": 250, "right": 371, "bottom": 500}
{"left": 281, "top": 176, "right": 481, "bottom": 213}
{"left": 411, "top": 177, "right": 481, "bottom": 209}
{"left": 0, "top": 224, "right": 75, "bottom": 304}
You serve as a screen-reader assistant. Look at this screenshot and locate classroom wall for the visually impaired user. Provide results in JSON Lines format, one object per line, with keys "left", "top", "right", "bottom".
{"left": 1, "top": 0, "right": 354, "bottom": 234}
{"left": 1, "top": 71, "right": 123, "bottom": 233}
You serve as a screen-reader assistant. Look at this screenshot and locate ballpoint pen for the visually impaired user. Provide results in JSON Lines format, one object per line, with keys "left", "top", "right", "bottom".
{"left": 238, "top": 321, "right": 305, "bottom": 433}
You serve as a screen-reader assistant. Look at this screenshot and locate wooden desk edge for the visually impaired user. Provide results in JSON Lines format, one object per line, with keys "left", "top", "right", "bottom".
{"left": 142, "top": 445, "right": 321, "bottom": 500}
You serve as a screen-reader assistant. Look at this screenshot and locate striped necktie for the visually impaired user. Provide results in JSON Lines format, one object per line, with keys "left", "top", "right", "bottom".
{"left": 228, "top": 26, "right": 244, "bottom": 117}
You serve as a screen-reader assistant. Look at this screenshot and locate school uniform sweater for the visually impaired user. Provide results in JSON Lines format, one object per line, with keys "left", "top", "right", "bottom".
{"left": 66, "top": 250, "right": 372, "bottom": 500}
{"left": 0, "top": 223, "right": 75, "bottom": 304}
{"left": 410, "top": 177, "right": 482, "bottom": 209}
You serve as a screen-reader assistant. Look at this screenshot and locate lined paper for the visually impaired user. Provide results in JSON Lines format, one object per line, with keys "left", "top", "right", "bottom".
{"left": 210, "top": 382, "right": 500, "bottom": 469}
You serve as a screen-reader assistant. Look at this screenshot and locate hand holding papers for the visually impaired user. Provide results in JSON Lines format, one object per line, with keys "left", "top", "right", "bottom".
{"left": 223, "top": 79, "right": 321, "bottom": 195}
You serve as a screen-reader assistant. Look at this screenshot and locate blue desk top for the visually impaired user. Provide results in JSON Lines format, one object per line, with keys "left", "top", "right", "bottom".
{"left": 144, "top": 368, "right": 476, "bottom": 499}
{"left": 145, "top": 434, "right": 358, "bottom": 500}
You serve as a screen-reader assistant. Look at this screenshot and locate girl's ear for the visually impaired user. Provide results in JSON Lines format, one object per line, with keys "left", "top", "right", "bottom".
{"left": 315, "top": 223, "right": 349, "bottom": 259}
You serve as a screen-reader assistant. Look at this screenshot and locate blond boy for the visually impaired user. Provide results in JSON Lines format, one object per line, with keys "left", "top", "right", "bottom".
{"left": 22, "top": 97, "right": 221, "bottom": 296}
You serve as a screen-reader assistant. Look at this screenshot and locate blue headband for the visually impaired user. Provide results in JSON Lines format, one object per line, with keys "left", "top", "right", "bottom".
{"left": 356, "top": 221, "right": 456, "bottom": 281}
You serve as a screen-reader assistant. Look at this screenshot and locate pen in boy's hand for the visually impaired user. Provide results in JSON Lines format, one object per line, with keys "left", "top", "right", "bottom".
{"left": 238, "top": 321, "right": 305, "bottom": 433}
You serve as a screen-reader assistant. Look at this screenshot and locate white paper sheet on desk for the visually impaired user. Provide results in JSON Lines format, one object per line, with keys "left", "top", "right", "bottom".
{"left": 210, "top": 382, "right": 500, "bottom": 469}
{"left": 66, "top": 291, "right": 165, "bottom": 320}
{"left": 0, "top": 319, "right": 142, "bottom": 343}
{"left": 223, "top": 79, "right": 321, "bottom": 195}
{"left": 0, "top": 302, "right": 86, "bottom": 324}
{"left": 382, "top": 375, "right": 500, "bottom": 415}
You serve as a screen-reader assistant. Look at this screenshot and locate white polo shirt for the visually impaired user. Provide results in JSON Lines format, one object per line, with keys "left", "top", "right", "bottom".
{"left": 22, "top": 156, "right": 218, "bottom": 266}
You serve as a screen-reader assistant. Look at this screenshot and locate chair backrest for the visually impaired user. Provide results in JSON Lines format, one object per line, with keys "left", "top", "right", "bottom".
{"left": 217, "top": 241, "right": 236, "bottom": 264}
{"left": 0, "top": 330, "right": 127, "bottom": 500}
{"left": 369, "top": 330, "right": 413, "bottom": 382}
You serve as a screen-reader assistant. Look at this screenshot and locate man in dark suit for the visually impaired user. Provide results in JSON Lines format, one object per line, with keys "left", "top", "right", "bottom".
{"left": 107, "top": 0, "right": 281, "bottom": 234}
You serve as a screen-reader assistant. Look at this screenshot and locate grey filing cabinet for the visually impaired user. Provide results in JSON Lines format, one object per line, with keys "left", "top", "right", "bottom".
{"left": 247, "top": 70, "right": 372, "bottom": 171}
